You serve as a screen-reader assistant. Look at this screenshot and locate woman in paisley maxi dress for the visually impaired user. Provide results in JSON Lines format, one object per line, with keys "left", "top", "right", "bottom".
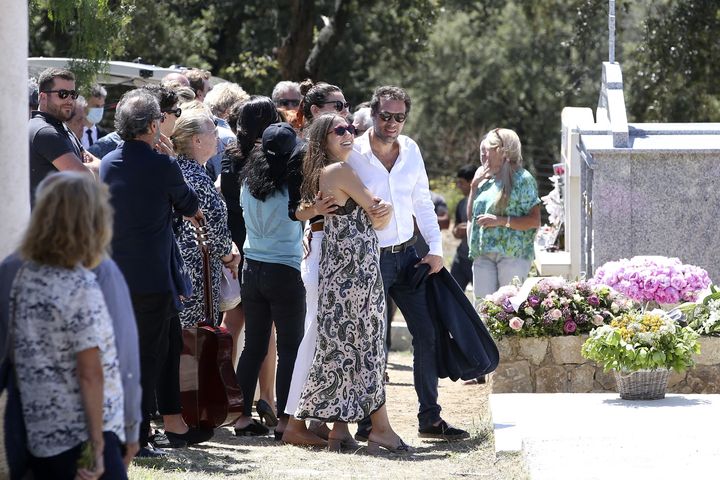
{"left": 295, "top": 113, "right": 411, "bottom": 454}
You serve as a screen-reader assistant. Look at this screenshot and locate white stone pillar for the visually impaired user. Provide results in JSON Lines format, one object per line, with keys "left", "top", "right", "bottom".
{"left": 0, "top": 1, "right": 30, "bottom": 257}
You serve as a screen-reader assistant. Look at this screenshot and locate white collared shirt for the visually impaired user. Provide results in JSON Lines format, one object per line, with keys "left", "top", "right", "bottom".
{"left": 81, "top": 125, "right": 99, "bottom": 149}
{"left": 348, "top": 132, "right": 442, "bottom": 256}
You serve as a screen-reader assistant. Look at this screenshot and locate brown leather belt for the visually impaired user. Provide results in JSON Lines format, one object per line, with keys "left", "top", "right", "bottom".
{"left": 310, "top": 222, "right": 324, "bottom": 232}
{"left": 380, "top": 236, "right": 417, "bottom": 254}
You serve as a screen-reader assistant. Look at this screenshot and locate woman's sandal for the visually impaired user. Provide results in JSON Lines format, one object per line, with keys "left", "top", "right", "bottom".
{"left": 366, "top": 438, "right": 413, "bottom": 455}
{"left": 255, "top": 399, "right": 279, "bottom": 427}
{"left": 327, "top": 436, "right": 360, "bottom": 453}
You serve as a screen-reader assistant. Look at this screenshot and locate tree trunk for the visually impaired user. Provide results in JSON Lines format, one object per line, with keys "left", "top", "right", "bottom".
{"left": 304, "top": 0, "right": 353, "bottom": 79}
{"left": 276, "top": 0, "right": 316, "bottom": 81}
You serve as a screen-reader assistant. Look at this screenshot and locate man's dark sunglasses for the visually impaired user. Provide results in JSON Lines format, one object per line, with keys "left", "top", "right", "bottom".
{"left": 320, "top": 100, "right": 350, "bottom": 112}
{"left": 331, "top": 124, "right": 357, "bottom": 137}
{"left": 162, "top": 107, "right": 182, "bottom": 118}
{"left": 42, "top": 89, "right": 79, "bottom": 100}
{"left": 378, "top": 111, "right": 407, "bottom": 123}
{"left": 276, "top": 99, "right": 301, "bottom": 108}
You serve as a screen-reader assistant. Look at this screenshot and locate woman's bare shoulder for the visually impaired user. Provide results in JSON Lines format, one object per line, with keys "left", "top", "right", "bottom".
{"left": 322, "top": 161, "right": 354, "bottom": 178}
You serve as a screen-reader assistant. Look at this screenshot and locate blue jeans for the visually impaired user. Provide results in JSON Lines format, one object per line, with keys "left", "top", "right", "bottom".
{"left": 472, "top": 253, "right": 532, "bottom": 303}
{"left": 380, "top": 247, "right": 441, "bottom": 429}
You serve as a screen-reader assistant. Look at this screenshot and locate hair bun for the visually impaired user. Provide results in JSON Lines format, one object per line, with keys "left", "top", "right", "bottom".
{"left": 299, "top": 78, "right": 315, "bottom": 96}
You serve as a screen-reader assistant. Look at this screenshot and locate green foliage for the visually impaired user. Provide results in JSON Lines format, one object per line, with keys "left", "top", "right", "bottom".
{"left": 30, "top": 0, "right": 134, "bottom": 88}
{"left": 405, "top": 0, "right": 612, "bottom": 177}
{"left": 677, "top": 285, "right": 720, "bottom": 336}
{"left": 27, "top": 0, "right": 720, "bottom": 182}
{"left": 626, "top": 0, "right": 720, "bottom": 122}
{"left": 581, "top": 310, "right": 701, "bottom": 373}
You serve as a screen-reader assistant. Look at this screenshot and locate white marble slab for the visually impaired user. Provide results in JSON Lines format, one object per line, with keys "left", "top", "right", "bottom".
{"left": 491, "top": 393, "right": 720, "bottom": 480}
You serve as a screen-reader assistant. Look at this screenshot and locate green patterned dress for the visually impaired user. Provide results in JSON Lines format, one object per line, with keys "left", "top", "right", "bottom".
{"left": 468, "top": 168, "right": 541, "bottom": 260}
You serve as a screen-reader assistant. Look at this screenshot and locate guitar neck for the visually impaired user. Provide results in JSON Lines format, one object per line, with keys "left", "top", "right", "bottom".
{"left": 196, "top": 226, "right": 215, "bottom": 326}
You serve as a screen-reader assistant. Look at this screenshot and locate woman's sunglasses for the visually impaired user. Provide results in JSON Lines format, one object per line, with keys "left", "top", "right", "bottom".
{"left": 331, "top": 124, "right": 357, "bottom": 136}
{"left": 276, "top": 99, "right": 301, "bottom": 108}
{"left": 378, "top": 111, "right": 407, "bottom": 123}
{"left": 320, "top": 100, "right": 350, "bottom": 112}
{"left": 41, "top": 89, "right": 79, "bottom": 100}
{"left": 162, "top": 107, "right": 182, "bottom": 118}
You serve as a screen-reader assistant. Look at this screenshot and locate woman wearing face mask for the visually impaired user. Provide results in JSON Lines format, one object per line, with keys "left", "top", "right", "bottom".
{"left": 467, "top": 128, "right": 541, "bottom": 304}
{"left": 281, "top": 81, "right": 354, "bottom": 446}
{"left": 294, "top": 113, "right": 408, "bottom": 455}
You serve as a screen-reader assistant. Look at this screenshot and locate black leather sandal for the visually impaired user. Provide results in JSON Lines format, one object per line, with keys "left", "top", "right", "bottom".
{"left": 234, "top": 419, "right": 270, "bottom": 437}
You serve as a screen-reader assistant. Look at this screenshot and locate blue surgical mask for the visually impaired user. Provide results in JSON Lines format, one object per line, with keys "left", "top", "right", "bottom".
{"left": 86, "top": 107, "right": 104, "bottom": 125}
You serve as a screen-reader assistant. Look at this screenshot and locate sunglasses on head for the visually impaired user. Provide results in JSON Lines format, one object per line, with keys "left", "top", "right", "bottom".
{"left": 320, "top": 100, "right": 350, "bottom": 112}
{"left": 162, "top": 107, "right": 182, "bottom": 118}
{"left": 493, "top": 127, "right": 504, "bottom": 148}
{"left": 276, "top": 99, "right": 301, "bottom": 108}
{"left": 377, "top": 111, "right": 407, "bottom": 123}
{"left": 42, "top": 89, "right": 79, "bottom": 100}
{"left": 330, "top": 124, "right": 357, "bottom": 137}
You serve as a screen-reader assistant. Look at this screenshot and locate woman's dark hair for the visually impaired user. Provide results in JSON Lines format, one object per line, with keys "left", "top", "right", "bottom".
{"left": 299, "top": 79, "right": 342, "bottom": 125}
{"left": 142, "top": 84, "right": 178, "bottom": 112}
{"left": 457, "top": 164, "right": 477, "bottom": 181}
{"left": 240, "top": 144, "right": 288, "bottom": 201}
{"left": 300, "top": 113, "right": 341, "bottom": 204}
{"left": 224, "top": 96, "right": 281, "bottom": 174}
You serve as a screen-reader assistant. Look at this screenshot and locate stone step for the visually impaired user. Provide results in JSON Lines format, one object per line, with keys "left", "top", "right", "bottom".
{"left": 390, "top": 319, "right": 413, "bottom": 352}
{"left": 491, "top": 393, "right": 720, "bottom": 479}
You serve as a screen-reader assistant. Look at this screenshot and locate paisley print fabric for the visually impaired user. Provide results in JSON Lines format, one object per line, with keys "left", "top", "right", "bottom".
{"left": 175, "top": 155, "right": 232, "bottom": 327}
{"left": 296, "top": 198, "right": 386, "bottom": 422}
{"left": 10, "top": 263, "right": 125, "bottom": 457}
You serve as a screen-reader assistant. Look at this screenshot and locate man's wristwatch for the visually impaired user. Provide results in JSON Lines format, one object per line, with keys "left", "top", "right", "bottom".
{"left": 505, "top": 216, "right": 511, "bottom": 228}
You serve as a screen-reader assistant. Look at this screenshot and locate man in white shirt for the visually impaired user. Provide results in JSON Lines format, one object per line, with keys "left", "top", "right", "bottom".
{"left": 81, "top": 84, "right": 109, "bottom": 149}
{"left": 348, "top": 85, "right": 469, "bottom": 441}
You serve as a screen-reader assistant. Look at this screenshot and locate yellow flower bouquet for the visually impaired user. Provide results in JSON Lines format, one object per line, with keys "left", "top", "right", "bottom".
{"left": 582, "top": 309, "right": 700, "bottom": 399}
{"left": 582, "top": 309, "right": 699, "bottom": 373}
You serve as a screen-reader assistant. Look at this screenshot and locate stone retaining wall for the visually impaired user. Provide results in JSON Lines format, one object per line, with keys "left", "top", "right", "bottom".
{"left": 492, "top": 336, "right": 720, "bottom": 393}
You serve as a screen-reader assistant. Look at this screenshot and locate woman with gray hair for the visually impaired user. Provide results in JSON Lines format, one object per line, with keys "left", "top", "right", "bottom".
{"left": 171, "top": 109, "right": 238, "bottom": 330}
{"left": 467, "top": 128, "right": 541, "bottom": 302}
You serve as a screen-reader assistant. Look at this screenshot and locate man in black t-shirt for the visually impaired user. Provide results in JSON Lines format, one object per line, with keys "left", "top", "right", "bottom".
{"left": 28, "top": 68, "right": 98, "bottom": 207}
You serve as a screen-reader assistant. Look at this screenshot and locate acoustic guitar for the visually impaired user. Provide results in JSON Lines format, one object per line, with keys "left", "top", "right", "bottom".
{"left": 179, "top": 224, "right": 243, "bottom": 429}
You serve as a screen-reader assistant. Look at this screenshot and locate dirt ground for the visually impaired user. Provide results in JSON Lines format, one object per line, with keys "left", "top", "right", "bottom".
{"left": 129, "top": 350, "right": 528, "bottom": 480}
{"left": 129, "top": 231, "right": 528, "bottom": 479}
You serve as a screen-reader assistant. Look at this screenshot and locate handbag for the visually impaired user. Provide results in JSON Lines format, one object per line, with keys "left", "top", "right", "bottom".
{"left": 219, "top": 265, "right": 241, "bottom": 312}
{"left": 0, "top": 265, "right": 29, "bottom": 479}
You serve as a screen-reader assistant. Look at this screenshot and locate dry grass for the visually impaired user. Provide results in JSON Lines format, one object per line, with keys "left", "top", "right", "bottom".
{"left": 129, "top": 351, "right": 528, "bottom": 480}
{"left": 130, "top": 232, "right": 528, "bottom": 479}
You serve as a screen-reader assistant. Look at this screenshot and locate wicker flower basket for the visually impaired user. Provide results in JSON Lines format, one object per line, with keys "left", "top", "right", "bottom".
{"left": 614, "top": 369, "right": 670, "bottom": 400}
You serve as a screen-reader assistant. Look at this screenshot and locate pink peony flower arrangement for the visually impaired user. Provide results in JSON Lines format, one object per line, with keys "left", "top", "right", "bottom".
{"left": 478, "top": 277, "right": 637, "bottom": 338}
{"left": 592, "top": 256, "right": 711, "bottom": 306}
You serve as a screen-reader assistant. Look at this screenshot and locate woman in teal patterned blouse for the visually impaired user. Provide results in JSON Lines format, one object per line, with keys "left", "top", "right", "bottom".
{"left": 467, "top": 128, "right": 541, "bottom": 303}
